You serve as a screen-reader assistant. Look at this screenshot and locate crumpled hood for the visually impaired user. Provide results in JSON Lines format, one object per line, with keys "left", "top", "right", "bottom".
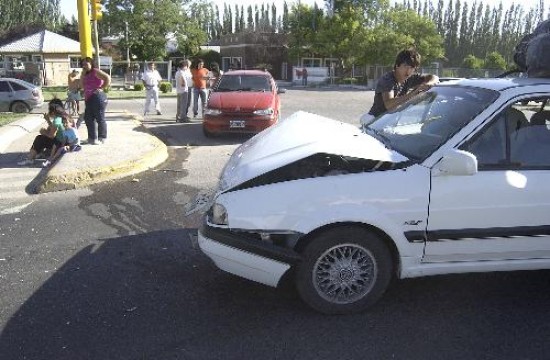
{"left": 219, "top": 111, "right": 409, "bottom": 191}
{"left": 208, "top": 91, "right": 273, "bottom": 110}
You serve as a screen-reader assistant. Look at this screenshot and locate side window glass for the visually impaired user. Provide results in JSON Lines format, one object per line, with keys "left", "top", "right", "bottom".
{"left": 0, "top": 81, "right": 10, "bottom": 93}
{"left": 510, "top": 97, "right": 550, "bottom": 168}
{"left": 9, "top": 82, "right": 26, "bottom": 91}
{"left": 462, "top": 113, "right": 506, "bottom": 168}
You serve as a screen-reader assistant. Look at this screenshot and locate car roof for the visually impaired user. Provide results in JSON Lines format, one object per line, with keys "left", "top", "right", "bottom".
{"left": 439, "top": 77, "right": 550, "bottom": 91}
{"left": 0, "top": 77, "right": 36, "bottom": 88}
{"left": 223, "top": 70, "right": 272, "bottom": 77}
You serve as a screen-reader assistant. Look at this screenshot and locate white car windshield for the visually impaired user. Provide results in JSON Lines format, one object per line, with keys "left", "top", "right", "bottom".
{"left": 364, "top": 86, "right": 499, "bottom": 161}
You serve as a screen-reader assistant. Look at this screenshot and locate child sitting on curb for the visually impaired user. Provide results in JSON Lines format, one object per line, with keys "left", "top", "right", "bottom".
{"left": 43, "top": 115, "right": 81, "bottom": 167}
{"left": 17, "top": 99, "right": 66, "bottom": 166}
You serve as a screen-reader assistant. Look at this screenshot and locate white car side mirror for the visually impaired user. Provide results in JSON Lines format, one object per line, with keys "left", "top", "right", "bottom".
{"left": 434, "top": 149, "right": 478, "bottom": 176}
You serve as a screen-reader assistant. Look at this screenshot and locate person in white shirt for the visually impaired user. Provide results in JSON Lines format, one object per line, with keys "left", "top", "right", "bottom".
{"left": 142, "top": 62, "right": 163, "bottom": 116}
{"left": 184, "top": 59, "right": 193, "bottom": 119}
{"left": 175, "top": 61, "right": 190, "bottom": 123}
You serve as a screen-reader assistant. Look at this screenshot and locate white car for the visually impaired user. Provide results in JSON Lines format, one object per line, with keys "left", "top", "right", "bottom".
{"left": 0, "top": 78, "right": 44, "bottom": 113}
{"left": 198, "top": 77, "right": 550, "bottom": 314}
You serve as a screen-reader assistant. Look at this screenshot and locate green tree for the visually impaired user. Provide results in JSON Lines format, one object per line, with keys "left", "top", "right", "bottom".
{"left": 0, "top": 0, "right": 64, "bottom": 33}
{"left": 484, "top": 51, "right": 507, "bottom": 69}
{"left": 364, "top": 7, "right": 444, "bottom": 65}
{"left": 462, "top": 54, "right": 483, "bottom": 68}
{"left": 103, "top": 0, "right": 207, "bottom": 61}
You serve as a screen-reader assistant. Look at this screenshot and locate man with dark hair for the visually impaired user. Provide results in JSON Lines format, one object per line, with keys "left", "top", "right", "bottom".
{"left": 366, "top": 48, "right": 439, "bottom": 118}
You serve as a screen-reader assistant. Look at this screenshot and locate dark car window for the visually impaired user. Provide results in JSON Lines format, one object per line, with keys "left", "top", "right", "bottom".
{"left": 241, "top": 76, "right": 271, "bottom": 91}
{"left": 462, "top": 98, "right": 550, "bottom": 170}
{"left": 0, "top": 81, "right": 11, "bottom": 93}
{"left": 9, "top": 81, "right": 27, "bottom": 91}
{"left": 463, "top": 112, "right": 507, "bottom": 167}
{"left": 216, "top": 75, "right": 271, "bottom": 92}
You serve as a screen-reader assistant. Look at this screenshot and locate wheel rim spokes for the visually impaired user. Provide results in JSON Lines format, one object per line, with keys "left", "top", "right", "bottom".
{"left": 313, "top": 244, "right": 377, "bottom": 304}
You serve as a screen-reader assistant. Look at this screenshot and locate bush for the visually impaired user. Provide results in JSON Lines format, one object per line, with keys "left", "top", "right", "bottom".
{"left": 339, "top": 77, "right": 358, "bottom": 85}
{"left": 159, "top": 81, "right": 172, "bottom": 93}
{"left": 133, "top": 83, "right": 144, "bottom": 91}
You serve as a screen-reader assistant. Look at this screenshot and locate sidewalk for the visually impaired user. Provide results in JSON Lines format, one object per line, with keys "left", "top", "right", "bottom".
{"left": 0, "top": 112, "right": 168, "bottom": 193}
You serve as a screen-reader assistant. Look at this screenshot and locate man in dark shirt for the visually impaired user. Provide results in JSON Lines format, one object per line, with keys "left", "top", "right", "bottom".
{"left": 367, "top": 48, "right": 439, "bottom": 118}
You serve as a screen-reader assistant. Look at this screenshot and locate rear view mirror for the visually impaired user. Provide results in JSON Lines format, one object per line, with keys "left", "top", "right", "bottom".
{"left": 433, "top": 149, "right": 478, "bottom": 176}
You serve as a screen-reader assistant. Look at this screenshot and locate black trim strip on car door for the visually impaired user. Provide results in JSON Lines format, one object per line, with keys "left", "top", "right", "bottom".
{"left": 405, "top": 225, "right": 550, "bottom": 243}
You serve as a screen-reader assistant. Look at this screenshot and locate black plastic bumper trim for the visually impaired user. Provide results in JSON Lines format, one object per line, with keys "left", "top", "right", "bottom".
{"left": 200, "top": 222, "right": 302, "bottom": 265}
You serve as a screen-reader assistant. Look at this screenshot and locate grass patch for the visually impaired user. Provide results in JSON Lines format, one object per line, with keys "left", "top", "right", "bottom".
{"left": 42, "top": 87, "right": 177, "bottom": 101}
{"left": 0, "top": 113, "right": 26, "bottom": 127}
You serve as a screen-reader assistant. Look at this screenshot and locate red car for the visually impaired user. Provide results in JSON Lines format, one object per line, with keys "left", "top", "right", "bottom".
{"left": 202, "top": 70, "right": 286, "bottom": 137}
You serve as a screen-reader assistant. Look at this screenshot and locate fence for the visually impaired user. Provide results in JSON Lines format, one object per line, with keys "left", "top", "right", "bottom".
{"left": 1, "top": 58, "right": 513, "bottom": 88}
{"left": 289, "top": 64, "right": 513, "bottom": 88}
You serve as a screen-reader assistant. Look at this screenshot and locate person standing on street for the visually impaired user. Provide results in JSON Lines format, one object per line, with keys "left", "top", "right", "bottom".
{"left": 366, "top": 48, "right": 439, "bottom": 119}
{"left": 191, "top": 59, "right": 209, "bottom": 118}
{"left": 142, "top": 62, "right": 163, "bottom": 116}
{"left": 67, "top": 69, "right": 81, "bottom": 114}
{"left": 208, "top": 62, "right": 223, "bottom": 88}
{"left": 302, "top": 67, "right": 308, "bottom": 86}
{"left": 184, "top": 59, "right": 193, "bottom": 119}
{"left": 175, "top": 60, "right": 190, "bottom": 123}
{"left": 80, "top": 57, "right": 111, "bottom": 145}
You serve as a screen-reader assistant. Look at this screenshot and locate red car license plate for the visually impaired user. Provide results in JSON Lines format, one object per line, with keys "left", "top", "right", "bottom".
{"left": 230, "top": 120, "right": 246, "bottom": 128}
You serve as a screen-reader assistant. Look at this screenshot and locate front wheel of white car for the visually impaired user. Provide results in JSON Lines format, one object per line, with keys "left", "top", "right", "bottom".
{"left": 296, "top": 227, "right": 393, "bottom": 314}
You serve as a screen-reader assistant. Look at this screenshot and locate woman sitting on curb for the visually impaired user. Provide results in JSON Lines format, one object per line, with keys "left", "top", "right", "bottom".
{"left": 43, "top": 115, "right": 81, "bottom": 168}
{"left": 17, "top": 99, "right": 67, "bottom": 166}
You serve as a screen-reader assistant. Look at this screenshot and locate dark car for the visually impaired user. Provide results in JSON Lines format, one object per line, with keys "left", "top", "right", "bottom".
{"left": 0, "top": 78, "right": 44, "bottom": 113}
{"left": 202, "top": 70, "right": 286, "bottom": 137}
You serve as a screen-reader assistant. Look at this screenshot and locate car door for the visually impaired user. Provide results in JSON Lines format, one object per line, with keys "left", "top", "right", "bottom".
{"left": 424, "top": 98, "right": 550, "bottom": 263}
{"left": 0, "top": 80, "right": 12, "bottom": 112}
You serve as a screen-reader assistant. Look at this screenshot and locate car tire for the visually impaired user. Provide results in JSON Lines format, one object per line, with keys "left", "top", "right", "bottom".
{"left": 11, "top": 101, "right": 30, "bottom": 113}
{"left": 295, "top": 226, "right": 393, "bottom": 314}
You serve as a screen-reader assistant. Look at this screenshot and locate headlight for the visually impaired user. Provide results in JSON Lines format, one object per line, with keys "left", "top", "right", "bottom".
{"left": 253, "top": 108, "right": 274, "bottom": 116}
{"left": 205, "top": 108, "right": 222, "bottom": 116}
{"left": 211, "top": 203, "right": 228, "bottom": 225}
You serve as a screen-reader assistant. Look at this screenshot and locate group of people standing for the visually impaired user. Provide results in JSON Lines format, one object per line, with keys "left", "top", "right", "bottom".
{"left": 18, "top": 56, "right": 111, "bottom": 167}
{"left": 143, "top": 59, "right": 222, "bottom": 123}
{"left": 18, "top": 48, "right": 436, "bottom": 167}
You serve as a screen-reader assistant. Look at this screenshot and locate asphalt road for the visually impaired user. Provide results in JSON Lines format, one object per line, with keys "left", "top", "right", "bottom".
{"left": 1, "top": 90, "right": 549, "bottom": 359}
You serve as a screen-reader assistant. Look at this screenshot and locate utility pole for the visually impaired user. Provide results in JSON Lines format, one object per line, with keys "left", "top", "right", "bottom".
{"left": 77, "top": 0, "right": 92, "bottom": 58}
{"left": 125, "top": 21, "right": 130, "bottom": 69}
{"left": 90, "top": 0, "right": 103, "bottom": 68}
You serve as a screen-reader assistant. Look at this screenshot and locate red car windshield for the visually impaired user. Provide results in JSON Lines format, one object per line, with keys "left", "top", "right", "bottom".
{"left": 215, "top": 75, "right": 272, "bottom": 92}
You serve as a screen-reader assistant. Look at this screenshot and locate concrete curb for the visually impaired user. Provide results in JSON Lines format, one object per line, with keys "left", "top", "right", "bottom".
{"left": 34, "top": 114, "right": 169, "bottom": 193}
{"left": 36, "top": 135, "right": 168, "bottom": 193}
{"left": 0, "top": 115, "right": 43, "bottom": 154}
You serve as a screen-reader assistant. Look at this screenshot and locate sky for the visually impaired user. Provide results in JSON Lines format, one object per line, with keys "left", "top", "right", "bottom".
{"left": 58, "top": 0, "right": 535, "bottom": 21}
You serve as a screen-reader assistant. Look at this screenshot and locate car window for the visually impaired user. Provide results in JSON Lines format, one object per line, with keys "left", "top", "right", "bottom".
{"left": 462, "top": 111, "right": 507, "bottom": 168}
{"left": 463, "top": 97, "right": 550, "bottom": 170}
{"left": 0, "top": 81, "right": 11, "bottom": 92}
{"left": 9, "top": 81, "right": 27, "bottom": 91}
{"left": 241, "top": 76, "right": 271, "bottom": 91}
{"left": 365, "top": 86, "right": 499, "bottom": 161}
{"left": 216, "top": 75, "right": 271, "bottom": 92}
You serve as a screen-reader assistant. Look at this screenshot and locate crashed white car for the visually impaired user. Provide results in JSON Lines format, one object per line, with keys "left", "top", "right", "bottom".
{"left": 198, "top": 77, "right": 550, "bottom": 314}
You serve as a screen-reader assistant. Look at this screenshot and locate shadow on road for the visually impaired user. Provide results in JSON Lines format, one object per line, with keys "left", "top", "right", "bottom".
{"left": 144, "top": 121, "right": 251, "bottom": 147}
{"left": 1, "top": 224, "right": 550, "bottom": 359}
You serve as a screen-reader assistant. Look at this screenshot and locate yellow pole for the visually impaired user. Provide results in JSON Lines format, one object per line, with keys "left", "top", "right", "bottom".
{"left": 77, "top": 0, "right": 92, "bottom": 58}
